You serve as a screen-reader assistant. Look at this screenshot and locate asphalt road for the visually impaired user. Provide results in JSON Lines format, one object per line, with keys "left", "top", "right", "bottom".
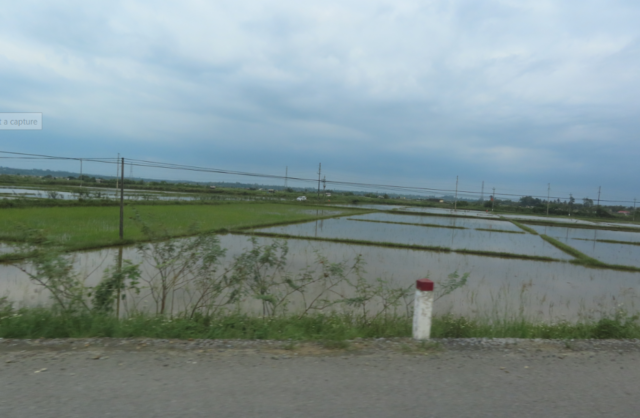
{"left": 1, "top": 338, "right": 639, "bottom": 418}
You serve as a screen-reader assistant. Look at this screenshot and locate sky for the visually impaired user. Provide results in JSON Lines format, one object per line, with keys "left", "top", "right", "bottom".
{"left": 1, "top": 0, "right": 639, "bottom": 203}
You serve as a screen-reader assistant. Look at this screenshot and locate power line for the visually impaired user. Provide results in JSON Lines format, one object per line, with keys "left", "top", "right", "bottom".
{"left": 1, "top": 150, "right": 638, "bottom": 204}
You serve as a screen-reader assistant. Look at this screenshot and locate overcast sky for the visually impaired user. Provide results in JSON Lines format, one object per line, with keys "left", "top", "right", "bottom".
{"left": 1, "top": 0, "right": 639, "bottom": 202}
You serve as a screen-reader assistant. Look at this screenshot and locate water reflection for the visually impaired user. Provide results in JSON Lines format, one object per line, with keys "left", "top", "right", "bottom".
{"left": 258, "top": 216, "right": 572, "bottom": 259}
{"left": 531, "top": 225, "right": 640, "bottom": 267}
{"left": 1, "top": 235, "right": 638, "bottom": 320}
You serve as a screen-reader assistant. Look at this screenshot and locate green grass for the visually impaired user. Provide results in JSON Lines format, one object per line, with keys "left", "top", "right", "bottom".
{"left": 432, "top": 313, "right": 640, "bottom": 339}
{"left": 0, "top": 203, "right": 357, "bottom": 254}
{"left": 509, "top": 220, "right": 539, "bottom": 235}
{"left": 0, "top": 309, "right": 411, "bottom": 341}
{"left": 1, "top": 308, "right": 638, "bottom": 340}
{"left": 540, "top": 234, "right": 601, "bottom": 263}
{"left": 573, "top": 238, "right": 640, "bottom": 246}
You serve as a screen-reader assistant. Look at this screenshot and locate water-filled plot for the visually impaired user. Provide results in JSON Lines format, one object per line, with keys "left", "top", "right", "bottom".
{"left": 397, "top": 207, "right": 500, "bottom": 218}
{"left": 500, "top": 214, "right": 597, "bottom": 226}
{"left": 256, "top": 216, "right": 573, "bottom": 259}
{"left": 2, "top": 236, "right": 637, "bottom": 320}
{"left": 530, "top": 224, "right": 640, "bottom": 267}
{"left": 350, "top": 212, "right": 523, "bottom": 232}
{"left": 330, "top": 204, "right": 407, "bottom": 210}
{"left": 530, "top": 224, "right": 640, "bottom": 243}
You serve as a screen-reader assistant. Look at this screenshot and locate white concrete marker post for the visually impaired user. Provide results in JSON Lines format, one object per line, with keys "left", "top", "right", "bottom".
{"left": 413, "top": 278, "right": 434, "bottom": 340}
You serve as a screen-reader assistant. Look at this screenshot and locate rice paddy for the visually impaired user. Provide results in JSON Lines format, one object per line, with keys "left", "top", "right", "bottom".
{"left": 2, "top": 202, "right": 640, "bottom": 330}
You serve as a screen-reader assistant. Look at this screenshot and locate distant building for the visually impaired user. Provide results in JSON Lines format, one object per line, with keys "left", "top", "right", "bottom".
{"left": 618, "top": 211, "right": 631, "bottom": 216}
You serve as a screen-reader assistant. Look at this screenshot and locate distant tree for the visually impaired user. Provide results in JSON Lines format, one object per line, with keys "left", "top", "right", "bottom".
{"left": 519, "top": 196, "right": 542, "bottom": 207}
{"left": 583, "top": 198, "right": 594, "bottom": 208}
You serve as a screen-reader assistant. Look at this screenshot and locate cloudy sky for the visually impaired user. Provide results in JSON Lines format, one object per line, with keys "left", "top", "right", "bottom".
{"left": 1, "top": 0, "right": 639, "bottom": 202}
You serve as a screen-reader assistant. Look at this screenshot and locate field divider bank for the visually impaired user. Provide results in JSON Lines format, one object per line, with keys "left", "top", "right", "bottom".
{"left": 539, "top": 234, "right": 640, "bottom": 272}
{"left": 236, "top": 230, "right": 563, "bottom": 262}
{"left": 508, "top": 220, "right": 539, "bottom": 235}
{"left": 517, "top": 219, "right": 640, "bottom": 233}
{"left": 572, "top": 238, "right": 640, "bottom": 246}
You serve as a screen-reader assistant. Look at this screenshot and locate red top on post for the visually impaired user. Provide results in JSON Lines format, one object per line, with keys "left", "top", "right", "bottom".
{"left": 416, "top": 279, "right": 434, "bottom": 292}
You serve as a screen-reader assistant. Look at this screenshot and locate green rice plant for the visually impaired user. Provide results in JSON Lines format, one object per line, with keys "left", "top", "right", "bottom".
{"left": 573, "top": 238, "right": 640, "bottom": 247}
{"left": 0, "top": 203, "right": 358, "bottom": 256}
{"left": 509, "top": 220, "right": 539, "bottom": 235}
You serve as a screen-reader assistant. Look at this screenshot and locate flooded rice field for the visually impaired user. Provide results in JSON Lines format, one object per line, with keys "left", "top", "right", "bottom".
{"left": 0, "top": 186, "right": 199, "bottom": 201}
{"left": 353, "top": 212, "right": 523, "bottom": 231}
{"left": 396, "top": 207, "right": 501, "bottom": 218}
{"left": 1, "top": 234, "right": 638, "bottom": 320}
{"left": 2, "top": 210, "right": 639, "bottom": 321}
{"left": 530, "top": 224, "right": 640, "bottom": 267}
{"left": 256, "top": 215, "right": 572, "bottom": 259}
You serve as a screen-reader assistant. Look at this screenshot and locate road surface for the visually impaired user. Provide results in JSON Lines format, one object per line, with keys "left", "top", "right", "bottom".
{"left": 1, "top": 338, "right": 639, "bottom": 417}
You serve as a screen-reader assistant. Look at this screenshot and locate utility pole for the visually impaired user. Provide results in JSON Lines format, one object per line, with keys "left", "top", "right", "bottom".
{"left": 491, "top": 187, "right": 496, "bottom": 212}
{"left": 634, "top": 198, "right": 637, "bottom": 221}
{"left": 317, "top": 163, "right": 321, "bottom": 198}
{"left": 546, "top": 183, "right": 550, "bottom": 216}
{"left": 284, "top": 166, "right": 288, "bottom": 190}
{"left": 480, "top": 181, "right": 484, "bottom": 202}
{"left": 454, "top": 176, "right": 459, "bottom": 210}
{"left": 119, "top": 157, "right": 125, "bottom": 240}
{"left": 79, "top": 159, "right": 83, "bottom": 187}
{"left": 597, "top": 186, "right": 601, "bottom": 208}
{"left": 116, "top": 153, "right": 120, "bottom": 192}
{"left": 569, "top": 193, "right": 573, "bottom": 217}
{"left": 116, "top": 246, "right": 123, "bottom": 317}
{"left": 323, "top": 176, "right": 326, "bottom": 193}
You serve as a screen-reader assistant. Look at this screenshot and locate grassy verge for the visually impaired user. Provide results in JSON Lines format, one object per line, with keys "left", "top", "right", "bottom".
{"left": 347, "top": 218, "right": 466, "bottom": 230}
{"left": 509, "top": 220, "right": 539, "bottom": 235}
{"left": 0, "top": 203, "right": 358, "bottom": 254}
{"left": 241, "top": 231, "right": 562, "bottom": 262}
{"left": 573, "top": 238, "right": 640, "bottom": 246}
{"left": 1, "top": 309, "right": 638, "bottom": 340}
